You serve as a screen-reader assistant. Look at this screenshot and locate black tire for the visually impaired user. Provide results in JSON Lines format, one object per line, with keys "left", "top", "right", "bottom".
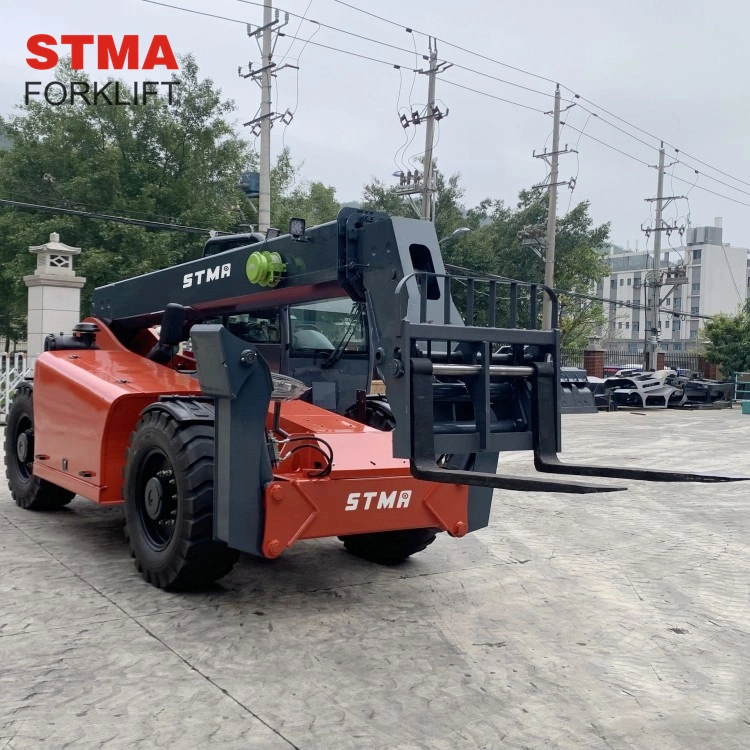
{"left": 343, "top": 399, "right": 396, "bottom": 431}
{"left": 4, "top": 384, "right": 75, "bottom": 510}
{"left": 340, "top": 397, "right": 437, "bottom": 564}
{"left": 339, "top": 528, "right": 438, "bottom": 565}
{"left": 123, "top": 410, "right": 239, "bottom": 589}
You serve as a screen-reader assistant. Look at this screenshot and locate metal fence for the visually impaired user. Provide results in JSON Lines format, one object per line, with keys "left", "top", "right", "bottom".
{"left": 663, "top": 353, "right": 703, "bottom": 373}
{"left": 561, "top": 349, "right": 707, "bottom": 376}
{"left": 601, "top": 351, "right": 644, "bottom": 370}
{"left": 1, "top": 353, "right": 30, "bottom": 423}
{"left": 560, "top": 348, "right": 584, "bottom": 369}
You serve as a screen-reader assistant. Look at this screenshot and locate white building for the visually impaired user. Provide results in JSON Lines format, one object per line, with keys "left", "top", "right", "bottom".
{"left": 598, "top": 220, "right": 748, "bottom": 352}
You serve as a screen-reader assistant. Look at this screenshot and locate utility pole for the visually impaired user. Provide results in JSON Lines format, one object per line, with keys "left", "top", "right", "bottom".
{"left": 258, "top": 0, "right": 273, "bottom": 233}
{"left": 641, "top": 143, "right": 685, "bottom": 370}
{"left": 421, "top": 43, "right": 438, "bottom": 220}
{"left": 240, "top": 4, "right": 294, "bottom": 233}
{"left": 542, "top": 85, "right": 561, "bottom": 329}
{"left": 648, "top": 144, "right": 665, "bottom": 371}
{"left": 532, "top": 84, "right": 576, "bottom": 329}
{"left": 393, "top": 38, "right": 451, "bottom": 221}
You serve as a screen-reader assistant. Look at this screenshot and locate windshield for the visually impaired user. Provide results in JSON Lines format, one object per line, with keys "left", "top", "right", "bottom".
{"left": 290, "top": 299, "right": 367, "bottom": 354}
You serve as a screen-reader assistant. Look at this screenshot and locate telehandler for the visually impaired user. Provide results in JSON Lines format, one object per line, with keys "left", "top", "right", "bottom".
{"left": 4, "top": 209, "right": 737, "bottom": 588}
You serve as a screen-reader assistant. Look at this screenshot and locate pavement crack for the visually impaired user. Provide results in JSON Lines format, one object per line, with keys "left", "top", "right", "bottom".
{"left": 623, "top": 573, "right": 644, "bottom": 602}
{"left": 1, "top": 514, "right": 303, "bottom": 750}
{"left": 130, "top": 617, "right": 303, "bottom": 750}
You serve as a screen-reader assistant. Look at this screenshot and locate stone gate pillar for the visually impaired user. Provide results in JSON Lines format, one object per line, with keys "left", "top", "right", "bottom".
{"left": 23, "top": 232, "right": 86, "bottom": 362}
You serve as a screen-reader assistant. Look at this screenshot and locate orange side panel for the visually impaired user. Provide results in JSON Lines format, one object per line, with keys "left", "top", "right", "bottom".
{"left": 262, "top": 477, "right": 468, "bottom": 558}
{"left": 262, "top": 399, "right": 470, "bottom": 556}
{"left": 32, "top": 320, "right": 470, "bottom": 547}
{"left": 269, "top": 400, "right": 412, "bottom": 478}
{"left": 32, "top": 320, "right": 201, "bottom": 503}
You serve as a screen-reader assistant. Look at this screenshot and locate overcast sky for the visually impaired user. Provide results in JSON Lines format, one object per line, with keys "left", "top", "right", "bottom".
{"left": 3, "top": 0, "right": 750, "bottom": 249}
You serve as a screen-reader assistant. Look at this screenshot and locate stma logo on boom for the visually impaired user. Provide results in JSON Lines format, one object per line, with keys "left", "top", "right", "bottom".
{"left": 25, "top": 35, "right": 180, "bottom": 106}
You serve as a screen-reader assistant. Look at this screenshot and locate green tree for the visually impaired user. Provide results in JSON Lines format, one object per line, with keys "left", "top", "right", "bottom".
{"left": 0, "top": 56, "right": 254, "bottom": 345}
{"left": 703, "top": 301, "right": 750, "bottom": 377}
{"left": 361, "top": 177, "right": 414, "bottom": 218}
{"left": 359, "top": 171, "right": 609, "bottom": 344}
{"left": 269, "top": 148, "right": 340, "bottom": 231}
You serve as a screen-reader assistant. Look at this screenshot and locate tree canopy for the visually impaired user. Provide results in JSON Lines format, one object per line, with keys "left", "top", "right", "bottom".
{"left": 0, "top": 57, "right": 253, "bottom": 343}
{"left": 361, "top": 170, "right": 610, "bottom": 345}
{"left": 0, "top": 58, "right": 341, "bottom": 348}
{"left": 0, "top": 56, "right": 610, "bottom": 350}
{"left": 703, "top": 301, "right": 750, "bottom": 377}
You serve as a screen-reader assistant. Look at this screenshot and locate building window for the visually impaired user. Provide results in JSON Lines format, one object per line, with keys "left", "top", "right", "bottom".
{"left": 628, "top": 343, "right": 639, "bottom": 353}
{"left": 627, "top": 278, "right": 632, "bottom": 286}
{"left": 690, "top": 330, "right": 697, "bottom": 338}
{"left": 625, "top": 322, "right": 630, "bottom": 329}
{"left": 610, "top": 279, "right": 617, "bottom": 289}
{"left": 633, "top": 322, "right": 640, "bottom": 332}
{"left": 618, "top": 322, "right": 623, "bottom": 330}
{"left": 674, "top": 298, "right": 682, "bottom": 309}
{"left": 693, "top": 249, "right": 701, "bottom": 262}
{"left": 620, "top": 278, "right": 624, "bottom": 286}
{"left": 646, "top": 319, "right": 652, "bottom": 329}
{"left": 691, "top": 306, "right": 699, "bottom": 315}
{"left": 665, "top": 319, "right": 670, "bottom": 328}
{"left": 666, "top": 298, "right": 671, "bottom": 306}
{"left": 673, "top": 343, "right": 682, "bottom": 351}
{"left": 692, "top": 283, "right": 700, "bottom": 292}
{"left": 673, "top": 320, "right": 681, "bottom": 331}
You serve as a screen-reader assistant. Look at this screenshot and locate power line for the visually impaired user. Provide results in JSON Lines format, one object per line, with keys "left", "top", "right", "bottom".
{"left": 236, "top": 0, "right": 422, "bottom": 59}
{"left": 146, "top": 0, "right": 750, "bottom": 208}
{"left": 565, "top": 88, "right": 750, "bottom": 191}
{"left": 419, "top": 72, "right": 750, "bottom": 206}
{"left": 143, "top": 0, "right": 250, "bottom": 26}
{"left": 237, "top": 0, "right": 557, "bottom": 100}
{"left": 445, "top": 262, "right": 713, "bottom": 321}
{"left": 673, "top": 160, "right": 750, "bottom": 199}
{"left": 570, "top": 102, "right": 750, "bottom": 199}
{"left": 143, "top": 2, "right": 424, "bottom": 71}
{"left": 330, "top": 0, "right": 557, "bottom": 86}
{"left": 540, "top": 122, "right": 650, "bottom": 166}
{"left": 146, "top": 1, "right": 545, "bottom": 115}
{"left": 324, "top": 0, "right": 750, "bottom": 201}
{"left": 439, "top": 77, "right": 546, "bottom": 114}
{"left": 668, "top": 174, "right": 750, "bottom": 208}
{"left": 241, "top": 1, "right": 557, "bottom": 102}
{"left": 0, "top": 198, "right": 215, "bottom": 235}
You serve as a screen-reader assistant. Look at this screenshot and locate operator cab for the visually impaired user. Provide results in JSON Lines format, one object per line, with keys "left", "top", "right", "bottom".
{"left": 195, "top": 298, "right": 370, "bottom": 412}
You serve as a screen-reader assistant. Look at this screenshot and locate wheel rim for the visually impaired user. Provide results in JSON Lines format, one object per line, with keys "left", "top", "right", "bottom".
{"left": 135, "top": 449, "right": 178, "bottom": 551}
{"left": 13, "top": 415, "right": 34, "bottom": 482}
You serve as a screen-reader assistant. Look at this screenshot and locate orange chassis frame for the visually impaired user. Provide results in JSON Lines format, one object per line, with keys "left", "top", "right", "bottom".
{"left": 31, "top": 318, "right": 469, "bottom": 558}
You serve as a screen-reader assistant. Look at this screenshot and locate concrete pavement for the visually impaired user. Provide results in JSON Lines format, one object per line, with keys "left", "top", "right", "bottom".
{"left": 1, "top": 408, "right": 750, "bottom": 749}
